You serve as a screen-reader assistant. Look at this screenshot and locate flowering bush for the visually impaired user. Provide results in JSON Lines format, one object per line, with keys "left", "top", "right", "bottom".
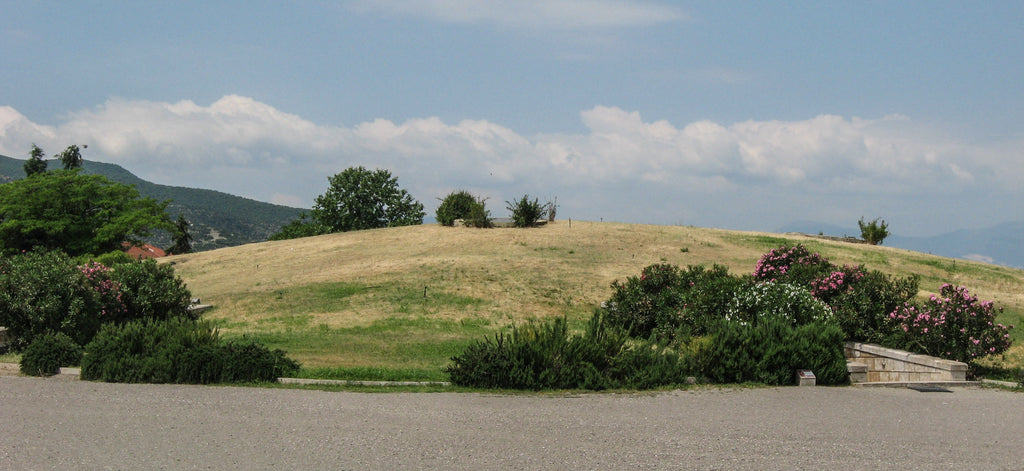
{"left": 753, "top": 246, "right": 918, "bottom": 342}
{"left": 888, "top": 284, "right": 1013, "bottom": 364}
{"left": 79, "top": 261, "right": 127, "bottom": 321}
{"left": 0, "top": 251, "right": 194, "bottom": 350}
{"left": 725, "top": 281, "right": 834, "bottom": 327}
{"left": 753, "top": 245, "right": 832, "bottom": 287}
{"left": 0, "top": 250, "right": 103, "bottom": 348}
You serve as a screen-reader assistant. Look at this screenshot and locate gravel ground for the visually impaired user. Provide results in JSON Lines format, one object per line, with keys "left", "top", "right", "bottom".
{"left": 1, "top": 376, "right": 1022, "bottom": 470}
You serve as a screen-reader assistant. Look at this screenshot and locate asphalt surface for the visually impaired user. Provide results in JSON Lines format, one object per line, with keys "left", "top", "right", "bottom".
{"left": 1, "top": 376, "right": 1022, "bottom": 470}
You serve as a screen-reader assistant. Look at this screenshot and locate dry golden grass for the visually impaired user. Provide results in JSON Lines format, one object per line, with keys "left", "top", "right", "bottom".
{"left": 165, "top": 221, "right": 1024, "bottom": 371}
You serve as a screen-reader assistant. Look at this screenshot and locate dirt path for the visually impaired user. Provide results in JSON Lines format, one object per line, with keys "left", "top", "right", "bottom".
{"left": 1, "top": 377, "right": 1022, "bottom": 470}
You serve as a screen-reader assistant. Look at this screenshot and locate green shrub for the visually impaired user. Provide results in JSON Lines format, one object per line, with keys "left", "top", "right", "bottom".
{"left": 858, "top": 217, "right": 889, "bottom": 245}
{"left": 505, "top": 194, "right": 547, "bottom": 228}
{"left": 603, "top": 264, "right": 744, "bottom": 340}
{"left": 110, "top": 259, "right": 195, "bottom": 323}
{"left": 19, "top": 332, "right": 83, "bottom": 376}
{"left": 702, "top": 318, "right": 847, "bottom": 385}
{"left": 445, "top": 312, "right": 687, "bottom": 390}
{"left": 82, "top": 318, "right": 299, "bottom": 384}
{"left": 436, "top": 190, "right": 478, "bottom": 226}
{"left": 0, "top": 250, "right": 104, "bottom": 349}
{"left": 463, "top": 198, "right": 493, "bottom": 228}
{"left": 92, "top": 250, "right": 134, "bottom": 267}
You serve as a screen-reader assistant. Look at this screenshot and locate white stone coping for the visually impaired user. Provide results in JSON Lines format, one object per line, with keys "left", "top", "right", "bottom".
{"left": 845, "top": 342, "right": 968, "bottom": 373}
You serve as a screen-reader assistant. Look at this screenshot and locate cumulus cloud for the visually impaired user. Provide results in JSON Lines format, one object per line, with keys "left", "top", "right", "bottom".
{"left": 346, "top": 0, "right": 686, "bottom": 29}
{"left": 0, "top": 96, "right": 1015, "bottom": 232}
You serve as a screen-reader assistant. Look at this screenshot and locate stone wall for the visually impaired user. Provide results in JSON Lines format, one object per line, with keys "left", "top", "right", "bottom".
{"left": 845, "top": 342, "right": 967, "bottom": 383}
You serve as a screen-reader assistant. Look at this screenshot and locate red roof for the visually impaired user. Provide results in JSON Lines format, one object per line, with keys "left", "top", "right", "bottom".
{"left": 123, "top": 243, "right": 166, "bottom": 259}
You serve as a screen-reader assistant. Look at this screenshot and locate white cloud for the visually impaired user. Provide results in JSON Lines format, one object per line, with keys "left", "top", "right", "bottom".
{"left": 346, "top": 0, "right": 686, "bottom": 29}
{"left": 0, "top": 96, "right": 1016, "bottom": 232}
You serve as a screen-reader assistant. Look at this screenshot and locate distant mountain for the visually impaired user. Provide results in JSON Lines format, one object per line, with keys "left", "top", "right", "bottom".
{"left": 777, "top": 220, "right": 1024, "bottom": 269}
{"left": 0, "top": 155, "right": 305, "bottom": 252}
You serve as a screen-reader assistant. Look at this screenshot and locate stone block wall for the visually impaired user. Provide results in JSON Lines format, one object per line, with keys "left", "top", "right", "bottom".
{"left": 845, "top": 342, "right": 967, "bottom": 383}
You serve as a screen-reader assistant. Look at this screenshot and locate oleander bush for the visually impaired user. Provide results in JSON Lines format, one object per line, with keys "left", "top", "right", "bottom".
{"left": 82, "top": 318, "right": 299, "bottom": 384}
{"left": 0, "top": 251, "right": 196, "bottom": 351}
{"left": 887, "top": 284, "right": 1013, "bottom": 365}
{"left": 752, "top": 245, "right": 918, "bottom": 342}
{"left": 19, "top": 331, "right": 83, "bottom": 376}
{"left": 725, "top": 281, "right": 834, "bottom": 327}
{"left": 603, "top": 264, "right": 745, "bottom": 341}
{"left": 109, "top": 258, "right": 195, "bottom": 323}
{"left": 0, "top": 250, "right": 104, "bottom": 348}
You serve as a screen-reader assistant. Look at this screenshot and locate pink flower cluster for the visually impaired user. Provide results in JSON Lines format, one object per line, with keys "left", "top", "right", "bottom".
{"left": 79, "top": 262, "right": 126, "bottom": 318}
{"left": 753, "top": 245, "right": 828, "bottom": 281}
{"left": 888, "top": 284, "right": 1013, "bottom": 363}
{"left": 810, "top": 265, "right": 866, "bottom": 297}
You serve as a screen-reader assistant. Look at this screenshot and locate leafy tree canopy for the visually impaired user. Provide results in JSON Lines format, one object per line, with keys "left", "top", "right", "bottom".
{"left": 0, "top": 169, "right": 172, "bottom": 256}
{"left": 310, "top": 166, "right": 424, "bottom": 233}
{"left": 58, "top": 144, "right": 84, "bottom": 170}
{"left": 23, "top": 144, "right": 47, "bottom": 177}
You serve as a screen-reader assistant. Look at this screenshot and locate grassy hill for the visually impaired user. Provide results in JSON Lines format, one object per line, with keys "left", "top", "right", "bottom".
{"left": 0, "top": 155, "right": 304, "bottom": 251}
{"left": 166, "top": 221, "right": 1024, "bottom": 380}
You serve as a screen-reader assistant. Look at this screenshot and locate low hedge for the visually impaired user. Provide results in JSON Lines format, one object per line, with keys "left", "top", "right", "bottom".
{"left": 81, "top": 318, "right": 299, "bottom": 384}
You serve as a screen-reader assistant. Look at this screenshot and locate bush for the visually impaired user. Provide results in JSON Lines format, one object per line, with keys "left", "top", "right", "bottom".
{"left": 858, "top": 217, "right": 889, "bottom": 245}
{"left": 445, "top": 312, "right": 688, "bottom": 390}
{"left": 110, "top": 259, "right": 195, "bottom": 323}
{"left": 603, "top": 264, "right": 744, "bottom": 340}
{"left": 82, "top": 318, "right": 299, "bottom": 384}
{"left": 752, "top": 244, "right": 832, "bottom": 287}
{"left": 725, "top": 281, "right": 834, "bottom": 327}
{"left": 753, "top": 246, "right": 918, "bottom": 342}
{"left": 505, "top": 195, "right": 547, "bottom": 228}
{"left": 701, "top": 318, "right": 847, "bottom": 385}
{"left": 463, "top": 198, "right": 493, "bottom": 228}
{"left": 887, "top": 284, "right": 1013, "bottom": 366}
{"left": 817, "top": 266, "right": 918, "bottom": 342}
{"left": 19, "top": 332, "right": 83, "bottom": 376}
{"left": 0, "top": 250, "right": 104, "bottom": 349}
{"left": 436, "top": 190, "right": 478, "bottom": 226}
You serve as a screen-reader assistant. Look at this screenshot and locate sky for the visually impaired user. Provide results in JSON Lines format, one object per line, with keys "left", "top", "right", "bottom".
{"left": 1, "top": 1, "right": 1022, "bottom": 237}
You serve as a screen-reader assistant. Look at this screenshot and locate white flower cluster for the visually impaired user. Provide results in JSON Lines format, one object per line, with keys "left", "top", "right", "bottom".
{"left": 725, "top": 281, "right": 833, "bottom": 326}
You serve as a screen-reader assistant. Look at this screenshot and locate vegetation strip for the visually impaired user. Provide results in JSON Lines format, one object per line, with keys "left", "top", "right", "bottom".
{"left": 278, "top": 377, "right": 451, "bottom": 387}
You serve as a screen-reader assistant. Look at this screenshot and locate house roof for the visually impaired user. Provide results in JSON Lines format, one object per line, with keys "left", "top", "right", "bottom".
{"left": 122, "top": 242, "right": 166, "bottom": 259}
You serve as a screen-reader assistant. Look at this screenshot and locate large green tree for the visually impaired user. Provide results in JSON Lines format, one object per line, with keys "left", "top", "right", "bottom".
{"left": 310, "top": 166, "right": 424, "bottom": 233}
{"left": 0, "top": 169, "right": 172, "bottom": 256}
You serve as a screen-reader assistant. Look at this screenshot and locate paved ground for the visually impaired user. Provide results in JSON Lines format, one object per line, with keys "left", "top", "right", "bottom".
{"left": 1, "top": 376, "right": 1022, "bottom": 470}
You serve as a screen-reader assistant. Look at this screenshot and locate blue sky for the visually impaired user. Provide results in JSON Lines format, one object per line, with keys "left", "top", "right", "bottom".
{"left": 1, "top": 1, "right": 1022, "bottom": 237}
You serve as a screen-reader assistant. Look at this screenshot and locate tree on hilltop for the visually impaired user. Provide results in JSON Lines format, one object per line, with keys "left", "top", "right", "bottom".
{"left": 311, "top": 166, "right": 424, "bottom": 233}
{"left": 23, "top": 144, "right": 48, "bottom": 177}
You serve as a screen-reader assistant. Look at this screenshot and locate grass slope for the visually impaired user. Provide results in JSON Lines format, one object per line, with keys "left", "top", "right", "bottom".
{"left": 167, "top": 221, "right": 1024, "bottom": 380}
